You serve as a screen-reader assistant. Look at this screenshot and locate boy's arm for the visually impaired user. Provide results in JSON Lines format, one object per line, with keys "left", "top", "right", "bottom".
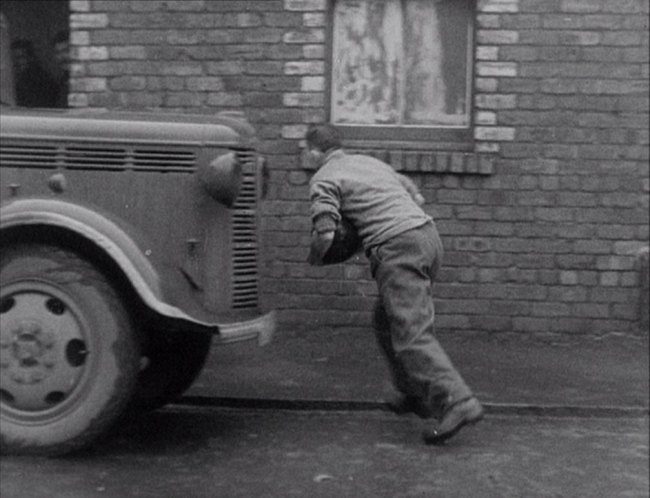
{"left": 308, "top": 178, "right": 341, "bottom": 266}
{"left": 307, "top": 213, "right": 337, "bottom": 266}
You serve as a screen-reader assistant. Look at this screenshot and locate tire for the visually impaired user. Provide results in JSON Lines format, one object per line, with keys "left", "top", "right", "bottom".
{"left": 0, "top": 244, "right": 140, "bottom": 455}
{"left": 129, "top": 329, "right": 211, "bottom": 413}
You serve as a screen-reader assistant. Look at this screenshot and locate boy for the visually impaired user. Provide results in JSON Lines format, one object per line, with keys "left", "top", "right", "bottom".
{"left": 306, "top": 124, "right": 483, "bottom": 444}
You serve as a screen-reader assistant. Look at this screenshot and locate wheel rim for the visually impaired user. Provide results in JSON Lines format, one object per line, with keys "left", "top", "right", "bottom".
{"left": 0, "top": 280, "right": 96, "bottom": 422}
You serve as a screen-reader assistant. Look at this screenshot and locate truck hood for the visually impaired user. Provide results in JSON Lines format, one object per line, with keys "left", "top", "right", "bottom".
{"left": 0, "top": 108, "right": 256, "bottom": 147}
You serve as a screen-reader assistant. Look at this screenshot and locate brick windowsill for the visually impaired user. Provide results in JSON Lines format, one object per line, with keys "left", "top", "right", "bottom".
{"left": 302, "top": 147, "right": 496, "bottom": 175}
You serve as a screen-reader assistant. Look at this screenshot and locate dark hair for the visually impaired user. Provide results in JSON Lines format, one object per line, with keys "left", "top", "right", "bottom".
{"left": 305, "top": 124, "right": 342, "bottom": 153}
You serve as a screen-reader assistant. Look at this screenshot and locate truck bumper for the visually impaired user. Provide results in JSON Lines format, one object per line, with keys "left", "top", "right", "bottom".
{"left": 214, "top": 310, "right": 276, "bottom": 346}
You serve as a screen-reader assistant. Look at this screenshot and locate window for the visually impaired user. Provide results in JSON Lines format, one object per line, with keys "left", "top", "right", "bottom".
{"left": 330, "top": 0, "right": 474, "bottom": 144}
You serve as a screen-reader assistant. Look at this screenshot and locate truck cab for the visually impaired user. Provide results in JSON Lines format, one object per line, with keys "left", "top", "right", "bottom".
{"left": 0, "top": 13, "right": 274, "bottom": 456}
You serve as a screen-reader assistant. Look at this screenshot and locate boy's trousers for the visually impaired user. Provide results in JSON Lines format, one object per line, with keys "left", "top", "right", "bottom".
{"left": 367, "top": 221, "right": 473, "bottom": 415}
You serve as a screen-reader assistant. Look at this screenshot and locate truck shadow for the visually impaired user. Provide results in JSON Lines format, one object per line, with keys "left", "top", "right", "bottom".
{"left": 79, "top": 406, "right": 274, "bottom": 458}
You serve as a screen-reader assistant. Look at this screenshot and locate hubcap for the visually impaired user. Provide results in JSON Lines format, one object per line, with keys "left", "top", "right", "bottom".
{"left": 0, "top": 283, "right": 90, "bottom": 413}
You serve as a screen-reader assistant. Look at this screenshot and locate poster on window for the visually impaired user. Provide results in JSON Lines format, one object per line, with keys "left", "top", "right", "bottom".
{"left": 331, "top": 0, "right": 472, "bottom": 128}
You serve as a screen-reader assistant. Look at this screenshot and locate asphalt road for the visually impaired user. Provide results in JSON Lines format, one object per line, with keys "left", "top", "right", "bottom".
{"left": 1, "top": 406, "right": 648, "bottom": 498}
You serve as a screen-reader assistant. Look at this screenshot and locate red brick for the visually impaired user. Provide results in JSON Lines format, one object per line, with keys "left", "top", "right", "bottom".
{"left": 602, "top": 0, "right": 645, "bottom": 13}
{"left": 90, "top": 1, "right": 130, "bottom": 11}
{"left": 500, "top": 14, "right": 541, "bottom": 29}
{"left": 245, "top": 61, "right": 284, "bottom": 75}
{"left": 601, "top": 31, "right": 644, "bottom": 46}
{"left": 539, "top": 46, "right": 581, "bottom": 61}
{"left": 243, "top": 28, "right": 284, "bottom": 43}
{"left": 285, "top": 0, "right": 326, "bottom": 11}
{"left": 542, "top": 14, "right": 585, "bottom": 29}
{"left": 560, "top": 0, "right": 601, "bottom": 14}
{"left": 207, "top": 1, "right": 284, "bottom": 11}
{"left": 499, "top": 78, "right": 541, "bottom": 94}
{"left": 165, "top": 1, "right": 205, "bottom": 11}
{"left": 532, "top": 302, "right": 571, "bottom": 316}
{"left": 109, "top": 75, "right": 146, "bottom": 90}
{"left": 582, "top": 14, "right": 626, "bottom": 29}
{"left": 520, "top": 0, "right": 561, "bottom": 13}
{"left": 164, "top": 92, "right": 204, "bottom": 107}
{"left": 264, "top": 12, "right": 303, "bottom": 27}
{"left": 468, "top": 315, "right": 513, "bottom": 331}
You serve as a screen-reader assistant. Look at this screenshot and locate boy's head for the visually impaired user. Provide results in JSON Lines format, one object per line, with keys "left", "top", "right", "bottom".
{"left": 305, "top": 124, "right": 342, "bottom": 168}
{"left": 306, "top": 124, "right": 342, "bottom": 154}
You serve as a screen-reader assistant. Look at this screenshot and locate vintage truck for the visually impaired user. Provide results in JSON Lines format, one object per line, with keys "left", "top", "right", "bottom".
{"left": 0, "top": 14, "right": 275, "bottom": 455}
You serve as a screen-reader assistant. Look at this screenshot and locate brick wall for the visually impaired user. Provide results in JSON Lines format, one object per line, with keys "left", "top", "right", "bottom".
{"left": 71, "top": 0, "right": 649, "bottom": 336}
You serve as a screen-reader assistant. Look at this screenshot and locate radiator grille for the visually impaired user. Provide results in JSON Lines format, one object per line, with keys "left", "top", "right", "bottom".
{"left": 231, "top": 149, "right": 259, "bottom": 309}
{"left": 0, "top": 143, "right": 196, "bottom": 172}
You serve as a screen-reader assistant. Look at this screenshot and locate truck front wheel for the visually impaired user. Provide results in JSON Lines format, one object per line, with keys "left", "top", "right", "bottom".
{"left": 0, "top": 244, "right": 140, "bottom": 455}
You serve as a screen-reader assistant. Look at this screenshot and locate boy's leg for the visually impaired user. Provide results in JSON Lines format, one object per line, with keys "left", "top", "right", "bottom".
{"left": 373, "top": 300, "right": 410, "bottom": 395}
{"left": 373, "top": 300, "right": 432, "bottom": 418}
{"left": 372, "top": 226, "right": 473, "bottom": 415}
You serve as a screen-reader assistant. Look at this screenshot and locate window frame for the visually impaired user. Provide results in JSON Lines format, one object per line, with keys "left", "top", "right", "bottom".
{"left": 325, "top": 0, "right": 476, "bottom": 149}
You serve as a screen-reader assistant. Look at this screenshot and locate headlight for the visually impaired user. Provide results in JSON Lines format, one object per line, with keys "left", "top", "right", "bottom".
{"left": 198, "top": 152, "right": 242, "bottom": 207}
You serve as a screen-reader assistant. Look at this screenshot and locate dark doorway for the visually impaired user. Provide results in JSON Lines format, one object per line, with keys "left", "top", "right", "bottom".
{"left": 1, "top": 0, "right": 70, "bottom": 108}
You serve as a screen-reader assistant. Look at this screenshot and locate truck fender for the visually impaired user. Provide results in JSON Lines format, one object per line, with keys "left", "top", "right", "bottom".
{"left": 1, "top": 197, "right": 275, "bottom": 345}
{"left": 0, "top": 198, "right": 215, "bottom": 332}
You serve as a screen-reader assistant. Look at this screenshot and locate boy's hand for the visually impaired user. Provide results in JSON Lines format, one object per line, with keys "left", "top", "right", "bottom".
{"left": 308, "top": 229, "right": 335, "bottom": 266}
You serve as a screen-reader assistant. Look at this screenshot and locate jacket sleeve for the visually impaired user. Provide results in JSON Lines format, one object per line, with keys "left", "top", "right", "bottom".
{"left": 309, "top": 211, "right": 337, "bottom": 264}
{"left": 310, "top": 177, "right": 342, "bottom": 224}
{"left": 308, "top": 176, "right": 341, "bottom": 265}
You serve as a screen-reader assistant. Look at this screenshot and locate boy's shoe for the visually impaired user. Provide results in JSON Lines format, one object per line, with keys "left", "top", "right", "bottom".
{"left": 423, "top": 397, "right": 484, "bottom": 445}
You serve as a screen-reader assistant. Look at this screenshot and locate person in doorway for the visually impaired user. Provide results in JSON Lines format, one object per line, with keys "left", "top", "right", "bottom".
{"left": 306, "top": 124, "right": 483, "bottom": 444}
{"left": 11, "top": 39, "right": 55, "bottom": 107}
{"left": 51, "top": 30, "right": 70, "bottom": 108}
{"left": 0, "top": 13, "right": 16, "bottom": 105}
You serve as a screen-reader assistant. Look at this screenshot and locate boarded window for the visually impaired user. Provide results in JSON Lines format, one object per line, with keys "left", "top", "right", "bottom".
{"left": 331, "top": 0, "right": 473, "bottom": 129}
